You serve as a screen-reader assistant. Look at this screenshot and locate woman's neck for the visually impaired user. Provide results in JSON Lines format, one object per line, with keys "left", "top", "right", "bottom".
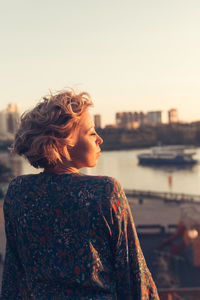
{"left": 44, "top": 164, "right": 80, "bottom": 175}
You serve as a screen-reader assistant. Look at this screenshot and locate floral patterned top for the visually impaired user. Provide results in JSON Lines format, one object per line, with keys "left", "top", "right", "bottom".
{"left": 1, "top": 172, "right": 159, "bottom": 299}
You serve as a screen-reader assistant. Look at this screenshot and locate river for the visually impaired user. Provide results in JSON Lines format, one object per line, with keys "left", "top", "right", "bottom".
{"left": 1, "top": 147, "right": 200, "bottom": 195}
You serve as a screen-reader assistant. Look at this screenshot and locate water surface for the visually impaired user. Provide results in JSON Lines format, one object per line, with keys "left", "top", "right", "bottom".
{"left": 1, "top": 148, "right": 200, "bottom": 195}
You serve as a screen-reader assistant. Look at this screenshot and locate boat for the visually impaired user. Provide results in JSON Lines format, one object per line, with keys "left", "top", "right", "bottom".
{"left": 138, "top": 145, "right": 198, "bottom": 165}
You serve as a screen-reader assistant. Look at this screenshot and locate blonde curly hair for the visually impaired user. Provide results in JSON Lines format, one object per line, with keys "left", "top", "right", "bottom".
{"left": 13, "top": 89, "right": 93, "bottom": 169}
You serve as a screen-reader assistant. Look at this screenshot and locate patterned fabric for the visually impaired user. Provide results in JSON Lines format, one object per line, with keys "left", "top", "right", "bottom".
{"left": 1, "top": 172, "right": 159, "bottom": 299}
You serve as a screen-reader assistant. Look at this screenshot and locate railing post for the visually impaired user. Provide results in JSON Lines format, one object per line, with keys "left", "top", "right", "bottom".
{"left": 167, "top": 293, "right": 173, "bottom": 300}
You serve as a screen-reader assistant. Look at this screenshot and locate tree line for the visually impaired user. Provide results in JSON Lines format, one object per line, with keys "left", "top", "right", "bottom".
{"left": 1, "top": 123, "right": 200, "bottom": 152}
{"left": 97, "top": 123, "right": 200, "bottom": 150}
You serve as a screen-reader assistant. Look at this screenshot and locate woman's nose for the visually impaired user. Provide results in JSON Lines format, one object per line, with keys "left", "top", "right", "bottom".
{"left": 97, "top": 134, "right": 103, "bottom": 145}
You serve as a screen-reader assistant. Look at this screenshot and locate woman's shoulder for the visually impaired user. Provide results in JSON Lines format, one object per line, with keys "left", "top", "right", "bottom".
{"left": 3, "top": 175, "right": 35, "bottom": 211}
{"left": 79, "top": 173, "right": 124, "bottom": 197}
{"left": 5, "top": 174, "right": 43, "bottom": 201}
{"left": 7, "top": 174, "right": 39, "bottom": 188}
{"left": 89, "top": 175, "right": 128, "bottom": 214}
{"left": 81, "top": 173, "right": 121, "bottom": 188}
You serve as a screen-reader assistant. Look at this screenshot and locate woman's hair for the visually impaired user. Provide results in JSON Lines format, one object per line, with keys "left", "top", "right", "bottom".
{"left": 13, "top": 89, "right": 93, "bottom": 169}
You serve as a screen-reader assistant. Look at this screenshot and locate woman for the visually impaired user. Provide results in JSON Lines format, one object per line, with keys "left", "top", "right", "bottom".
{"left": 1, "top": 89, "right": 159, "bottom": 299}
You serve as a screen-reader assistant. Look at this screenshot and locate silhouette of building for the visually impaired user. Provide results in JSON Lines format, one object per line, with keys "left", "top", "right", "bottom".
{"left": 6, "top": 103, "right": 19, "bottom": 134}
{"left": 116, "top": 112, "right": 140, "bottom": 129}
{"left": 116, "top": 112, "right": 131, "bottom": 128}
{"left": 146, "top": 111, "right": 164, "bottom": 125}
{"left": 0, "top": 103, "right": 19, "bottom": 137}
{"left": 133, "top": 112, "right": 146, "bottom": 126}
{"left": 94, "top": 114, "right": 102, "bottom": 128}
{"left": 0, "top": 111, "right": 7, "bottom": 134}
{"left": 168, "top": 109, "right": 178, "bottom": 124}
{"left": 116, "top": 110, "right": 165, "bottom": 129}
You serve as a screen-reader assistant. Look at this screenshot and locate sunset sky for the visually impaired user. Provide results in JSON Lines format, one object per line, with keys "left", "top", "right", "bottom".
{"left": 1, "top": 0, "right": 200, "bottom": 126}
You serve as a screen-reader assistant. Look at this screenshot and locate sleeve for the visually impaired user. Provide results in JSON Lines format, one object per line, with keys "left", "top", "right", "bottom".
{"left": 1, "top": 183, "right": 26, "bottom": 300}
{"left": 102, "top": 178, "right": 160, "bottom": 300}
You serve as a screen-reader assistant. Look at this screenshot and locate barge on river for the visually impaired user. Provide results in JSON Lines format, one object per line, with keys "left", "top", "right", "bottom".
{"left": 138, "top": 145, "right": 198, "bottom": 165}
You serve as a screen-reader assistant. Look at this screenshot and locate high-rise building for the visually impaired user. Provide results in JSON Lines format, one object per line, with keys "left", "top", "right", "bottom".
{"left": 115, "top": 110, "right": 167, "bottom": 128}
{"left": 168, "top": 109, "right": 178, "bottom": 124}
{"left": 116, "top": 112, "right": 136, "bottom": 129}
{"left": 146, "top": 111, "right": 164, "bottom": 125}
{"left": 0, "top": 111, "right": 7, "bottom": 134}
{"left": 0, "top": 103, "right": 19, "bottom": 136}
{"left": 133, "top": 112, "right": 147, "bottom": 126}
{"left": 94, "top": 114, "right": 101, "bottom": 129}
{"left": 6, "top": 103, "right": 19, "bottom": 134}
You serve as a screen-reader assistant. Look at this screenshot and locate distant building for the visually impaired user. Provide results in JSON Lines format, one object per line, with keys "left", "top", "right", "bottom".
{"left": 0, "top": 103, "right": 19, "bottom": 137}
{"left": 116, "top": 112, "right": 124, "bottom": 127}
{"left": 115, "top": 110, "right": 167, "bottom": 129}
{"left": 0, "top": 111, "right": 7, "bottom": 134}
{"left": 133, "top": 112, "right": 147, "bottom": 126}
{"left": 116, "top": 112, "right": 139, "bottom": 129}
{"left": 116, "top": 112, "right": 131, "bottom": 128}
{"left": 94, "top": 114, "right": 101, "bottom": 129}
{"left": 6, "top": 103, "right": 19, "bottom": 134}
{"left": 146, "top": 111, "right": 164, "bottom": 125}
{"left": 168, "top": 109, "right": 178, "bottom": 124}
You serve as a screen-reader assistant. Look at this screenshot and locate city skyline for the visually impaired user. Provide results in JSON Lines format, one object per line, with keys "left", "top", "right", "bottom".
{"left": 0, "top": 102, "right": 190, "bottom": 129}
{"left": 1, "top": 0, "right": 200, "bottom": 127}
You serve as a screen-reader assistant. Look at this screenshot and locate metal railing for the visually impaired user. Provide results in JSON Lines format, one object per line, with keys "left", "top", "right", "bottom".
{"left": 159, "top": 287, "right": 200, "bottom": 300}
{"left": 125, "top": 189, "right": 200, "bottom": 204}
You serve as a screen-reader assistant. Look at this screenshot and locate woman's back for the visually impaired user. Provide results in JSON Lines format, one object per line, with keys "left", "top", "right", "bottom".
{"left": 2, "top": 172, "right": 117, "bottom": 298}
{"left": 2, "top": 172, "right": 159, "bottom": 299}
